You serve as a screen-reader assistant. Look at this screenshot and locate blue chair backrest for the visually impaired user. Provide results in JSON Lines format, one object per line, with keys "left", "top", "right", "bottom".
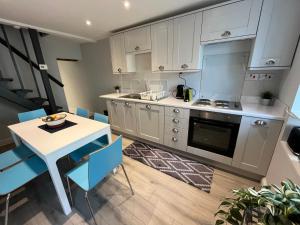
{"left": 94, "top": 113, "right": 109, "bottom": 124}
{"left": 18, "top": 109, "right": 47, "bottom": 122}
{"left": 88, "top": 136, "right": 122, "bottom": 189}
{"left": 76, "top": 107, "right": 89, "bottom": 118}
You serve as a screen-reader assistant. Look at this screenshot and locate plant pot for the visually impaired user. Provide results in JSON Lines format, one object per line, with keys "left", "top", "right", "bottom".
{"left": 260, "top": 98, "right": 274, "bottom": 106}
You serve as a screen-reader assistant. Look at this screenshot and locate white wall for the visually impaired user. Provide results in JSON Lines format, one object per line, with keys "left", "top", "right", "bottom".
{"left": 279, "top": 44, "right": 300, "bottom": 108}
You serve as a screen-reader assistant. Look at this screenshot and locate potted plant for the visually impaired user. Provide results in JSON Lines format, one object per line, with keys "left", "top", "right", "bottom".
{"left": 215, "top": 179, "right": 300, "bottom": 225}
{"left": 260, "top": 91, "right": 275, "bottom": 106}
{"left": 114, "top": 85, "right": 121, "bottom": 94}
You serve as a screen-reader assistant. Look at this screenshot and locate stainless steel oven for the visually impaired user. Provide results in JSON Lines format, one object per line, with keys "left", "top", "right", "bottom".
{"left": 188, "top": 110, "right": 241, "bottom": 158}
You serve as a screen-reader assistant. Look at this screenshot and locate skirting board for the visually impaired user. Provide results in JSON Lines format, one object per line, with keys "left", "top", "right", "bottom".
{"left": 113, "top": 130, "right": 262, "bottom": 182}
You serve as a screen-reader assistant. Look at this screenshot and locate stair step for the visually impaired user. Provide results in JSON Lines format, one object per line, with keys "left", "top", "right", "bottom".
{"left": 28, "top": 97, "right": 48, "bottom": 104}
{"left": 0, "top": 77, "right": 13, "bottom": 82}
{"left": 11, "top": 89, "right": 33, "bottom": 94}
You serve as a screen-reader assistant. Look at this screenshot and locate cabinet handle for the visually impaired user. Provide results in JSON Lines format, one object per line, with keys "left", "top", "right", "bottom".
{"left": 221, "top": 30, "right": 231, "bottom": 37}
{"left": 125, "top": 102, "right": 131, "bottom": 107}
{"left": 112, "top": 100, "right": 117, "bottom": 105}
{"left": 172, "top": 137, "right": 178, "bottom": 142}
{"left": 253, "top": 120, "right": 267, "bottom": 126}
{"left": 117, "top": 68, "right": 122, "bottom": 73}
{"left": 181, "top": 64, "right": 188, "bottom": 69}
{"left": 173, "top": 108, "right": 180, "bottom": 113}
{"left": 146, "top": 104, "right": 151, "bottom": 110}
{"left": 172, "top": 118, "right": 179, "bottom": 124}
{"left": 159, "top": 65, "right": 164, "bottom": 71}
{"left": 265, "top": 59, "right": 276, "bottom": 65}
{"left": 172, "top": 128, "right": 179, "bottom": 133}
{"left": 135, "top": 46, "right": 140, "bottom": 51}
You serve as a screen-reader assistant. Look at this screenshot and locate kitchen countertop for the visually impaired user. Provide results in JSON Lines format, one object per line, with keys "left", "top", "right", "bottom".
{"left": 100, "top": 93, "right": 287, "bottom": 120}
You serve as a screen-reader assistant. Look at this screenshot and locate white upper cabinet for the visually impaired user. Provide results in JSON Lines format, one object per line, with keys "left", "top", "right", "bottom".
{"left": 173, "top": 13, "right": 203, "bottom": 71}
{"left": 151, "top": 20, "right": 174, "bottom": 72}
{"left": 201, "top": 0, "right": 262, "bottom": 43}
{"left": 125, "top": 26, "right": 151, "bottom": 53}
{"left": 110, "top": 34, "right": 127, "bottom": 74}
{"left": 248, "top": 0, "right": 300, "bottom": 70}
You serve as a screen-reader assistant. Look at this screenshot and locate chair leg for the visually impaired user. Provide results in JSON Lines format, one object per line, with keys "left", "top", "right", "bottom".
{"left": 67, "top": 155, "right": 72, "bottom": 169}
{"left": 5, "top": 193, "right": 10, "bottom": 225}
{"left": 66, "top": 177, "right": 74, "bottom": 207}
{"left": 121, "top": 164, "right": 134, "bottom": 195}
{"left": 85, "top": 192, "right": 97, "bottom": 225}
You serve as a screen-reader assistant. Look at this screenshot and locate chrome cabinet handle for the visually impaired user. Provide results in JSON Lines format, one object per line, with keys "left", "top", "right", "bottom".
{"left": 173, "top": 108, "right": 180, "bottom": 113}
{"left": 221, "top": 30, "right": 231, "bottom": 37}
{"left": 172, "top": 128, "right": 179, "bottom": 133}
{"left": 172, "top": 137, "right": 178, "bottom": 142}
{"left": 125, "top": 102, "right": 130, "bottom": 107}
{"left": 254, "top": 120, "right": 267, "bottom": 126}
{"left": 172, "top": 118, "right": 179, "bottom": 124}
{"left": 181, "top": 64, "right": 188, "bottom": 69}
{"left": 146, "top": 104, "right": 151, "bottom": 110}
{"left": 117, "top": 68, "right": 122, "bottom": 73}
{"left": 111, "top": 100, "right": 117, "bottom": 105}
{"left": 135, "top": 46, "right": 140, "bottom": 51}
{"left": 265, "top": 59, "right": 276, "bottom": 65}
{"left": 159, "top": 65, "right": 164, "bottom": 71}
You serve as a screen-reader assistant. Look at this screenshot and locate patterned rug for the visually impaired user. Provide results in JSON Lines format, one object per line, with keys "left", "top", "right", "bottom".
{"left": 123, "top": 141, "right": 214, "bottom": 193}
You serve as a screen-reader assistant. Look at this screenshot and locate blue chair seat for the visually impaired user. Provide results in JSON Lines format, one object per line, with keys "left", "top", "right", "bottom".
{"left": 66, "top": 162, "right": 89, "bottom": 191}
{"left": 0, "top": 155, "right": 48, "bottom": 195}
{"left": 0, "top": 144, "right": 34, "bottom": 171}
{"left": 69, "top": 142, "right": 104, "bottom": 163}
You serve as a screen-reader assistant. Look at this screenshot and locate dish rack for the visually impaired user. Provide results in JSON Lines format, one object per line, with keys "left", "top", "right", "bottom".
{"left": 140, "top": 90, "right": 166, "bottom": 101}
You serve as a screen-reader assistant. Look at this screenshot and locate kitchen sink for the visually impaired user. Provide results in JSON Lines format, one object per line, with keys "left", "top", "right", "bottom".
{"left": 119, "top": 93, "right": 141, "bottom": 99}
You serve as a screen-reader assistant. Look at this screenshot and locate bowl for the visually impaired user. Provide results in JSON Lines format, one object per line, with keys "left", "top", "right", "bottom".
{"left": 42, "top": 114, "right": 67, "bottom": 128}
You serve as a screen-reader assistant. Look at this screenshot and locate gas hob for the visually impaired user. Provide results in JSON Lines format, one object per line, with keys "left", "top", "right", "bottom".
{"left": 192, "top": 99, "right": 242, "bottom": 111}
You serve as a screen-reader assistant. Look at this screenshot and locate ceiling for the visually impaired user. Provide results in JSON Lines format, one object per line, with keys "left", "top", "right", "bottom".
{"left": 0, "top": 0, "right": 227, "bottom": 42}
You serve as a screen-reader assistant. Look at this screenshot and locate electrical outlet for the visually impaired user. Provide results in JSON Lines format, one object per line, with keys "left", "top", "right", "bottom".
{"left": 245, "top": 74, "right": 259, "bottom": 81}
{"left": 265, "top": 74, "right": 273, "bottom": 80}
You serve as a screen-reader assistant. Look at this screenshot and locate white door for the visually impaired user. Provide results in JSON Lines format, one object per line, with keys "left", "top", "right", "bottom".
{"left": 233, "top": 116, "right": 283, "bottom": 175}
{"left": 248, "top": 0, "right": 300, "bottom": 69}
{"left": 201, "top": 0, "right": 262, "bottom": 42}
{"left": 125, "top": 26, "right": 151, "bottom": 53}
{"left": 136, "top": 103, "right": 164, "bottom": 144}
{"left": 122, "top": 101, "right": 137, "bottom": 135}
{"left": 106, "top": 100, "right": 124, "bottom": 131}
{"left": 151, "top": 20, "right": 173, "bottom": 72}
{"left": 110, "top": 34, "right": 127, "bottom": 74}
{"left": 173, "top": 12, "right": 203, "bottom": 71}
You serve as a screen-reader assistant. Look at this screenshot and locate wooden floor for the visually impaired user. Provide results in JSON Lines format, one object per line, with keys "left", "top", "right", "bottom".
{"left": 0, "top": 135, "right": 258, "bottom": 225}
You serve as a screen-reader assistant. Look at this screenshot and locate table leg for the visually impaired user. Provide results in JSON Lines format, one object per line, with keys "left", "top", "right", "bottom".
{"left": 9, "top": 130, "right": 21, "bottom": 146}
{"left": 45, "top": 158, "right": 72, "bottom": 215}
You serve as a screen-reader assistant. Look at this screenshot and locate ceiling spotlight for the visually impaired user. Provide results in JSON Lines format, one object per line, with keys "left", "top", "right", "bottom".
{"left": 123, "top": 0, "right": 130, "bottom": 9}
{"left": 86, "top": 20, "right": 92, "bottom": 26}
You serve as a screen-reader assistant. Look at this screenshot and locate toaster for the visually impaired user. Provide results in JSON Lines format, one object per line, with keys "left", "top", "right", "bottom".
{"left": 287, "top": 127, "right": 300, "bottom": 156}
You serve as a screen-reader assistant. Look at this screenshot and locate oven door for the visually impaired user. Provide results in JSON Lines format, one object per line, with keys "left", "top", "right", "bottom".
{"left": 188, "top": 116, "right": 240, "bottom": 158}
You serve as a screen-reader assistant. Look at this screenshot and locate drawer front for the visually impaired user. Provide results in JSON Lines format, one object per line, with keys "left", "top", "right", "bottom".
{"left": 165, "top": 116, "right": 189, "bottom": 130}
{"left": 165, "top": 107, "right": 189, "bottom": 119}
{"left": 164, "top": 134, "right": 187, "bottom": 151}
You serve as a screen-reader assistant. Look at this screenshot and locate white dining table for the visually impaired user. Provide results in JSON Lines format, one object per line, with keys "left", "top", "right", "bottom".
{"left": 8, "top": 112, "right": 112, "bottom": 215}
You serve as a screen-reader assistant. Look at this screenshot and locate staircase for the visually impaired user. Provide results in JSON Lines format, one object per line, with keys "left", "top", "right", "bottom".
{"left": 0, "top": 24, "right": 63, "bottom": 114}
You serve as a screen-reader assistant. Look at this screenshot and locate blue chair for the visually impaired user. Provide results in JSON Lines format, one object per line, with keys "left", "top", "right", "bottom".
{"left": 65, "top": 136, "right": 134, "bottom": 225}
{"left": 0, "top": 155, "right": 48, "bottom": 225}
{"left": 18, "top": 108, "right": 47, "bottom": 122}
{"left": 0, "top": 144, "right": 34, "bottom": 171}
{"left": 76, "top": 107, "right": 89, "bottom": 118}
{"left": 69, "top": 112, "right": 109, "bottom": 163}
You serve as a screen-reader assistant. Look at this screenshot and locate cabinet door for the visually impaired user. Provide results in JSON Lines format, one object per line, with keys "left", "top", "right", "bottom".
{"left": 248, "top": 0, "right": 300, "bottom": 69}
{"left": 136, "top": 103, "right": 164, "bottom": 144}
{"left": 173, "top": 13, "right": 203, "bottom": 71}
{"left": 125, "top": 26, "right": 151, "bottom": 53}
{"left": 151, "top": 20, "right": 173, "bottom": 72}
{"left": 106, "top": 100, "right": 124, "bottom": 131}
{"left": 122, "top": 101, "right": 137, "bottom": 135}
{"left": 201, "top": 0, "right": 262, "bottom": 42}
{"left": 110, "top": 34, "right": 127, "bottom": 74}
{"left": 233, "top": 117, "right": 283, "bottom": 175}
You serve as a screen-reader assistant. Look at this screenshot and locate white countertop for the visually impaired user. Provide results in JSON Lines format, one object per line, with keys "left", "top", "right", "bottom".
{"left": 100, "top": 93, "right": 287, "bottom": 120}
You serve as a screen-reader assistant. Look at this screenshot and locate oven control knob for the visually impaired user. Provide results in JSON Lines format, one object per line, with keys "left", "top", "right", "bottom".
{"left": 172, "top": 128, "right": 179, "bottom": 133}
{"left": 173, "top": 118, "right": 179, "bottom": 124}
{"left": 173, "top": 108, "right": 180, "bottom": 113}
{"left": 172, "top": 137, "right": 178, "bottom": 142}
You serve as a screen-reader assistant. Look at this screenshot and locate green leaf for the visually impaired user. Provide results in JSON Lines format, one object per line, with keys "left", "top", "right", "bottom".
{"left": 272, "top": 184, "right": 283, "bottom": 194}
{"left": 226, "top": 216, "right": 239, "bottom": 225}
{"left": 215, "top": 210, "right": 227, "bottom": 216}
{"left": 248, "top": 188, "right": 258, "bottom": 196}
{"left": 290, "top": 198, "right": 300, "bottom": 205}
{"left": 230, "top": 208, "right": 243, "bottom": 221}
{"left": 219, "top": 201, "right": 232, "bottom": 207}
{"left": 215, "top": 220, "right": 224, "bottom": 225}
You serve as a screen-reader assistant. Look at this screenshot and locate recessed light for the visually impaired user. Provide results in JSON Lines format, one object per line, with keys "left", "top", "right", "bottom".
{"left": 123, "top": 0, "right": 130, "bottom": 9}
{"left": 86, "top": 20, "right": 92, "bottom": 26}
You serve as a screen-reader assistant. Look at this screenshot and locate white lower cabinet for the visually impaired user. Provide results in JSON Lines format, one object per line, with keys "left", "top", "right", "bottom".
{"left": 122, "top": 101, "right": 137, "bottom": 135}
{"left": 233, "top": 116, "right": 283, "bottom": 176}
{"left": 135, "top": 103, "right": 165, "bottom": 144}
